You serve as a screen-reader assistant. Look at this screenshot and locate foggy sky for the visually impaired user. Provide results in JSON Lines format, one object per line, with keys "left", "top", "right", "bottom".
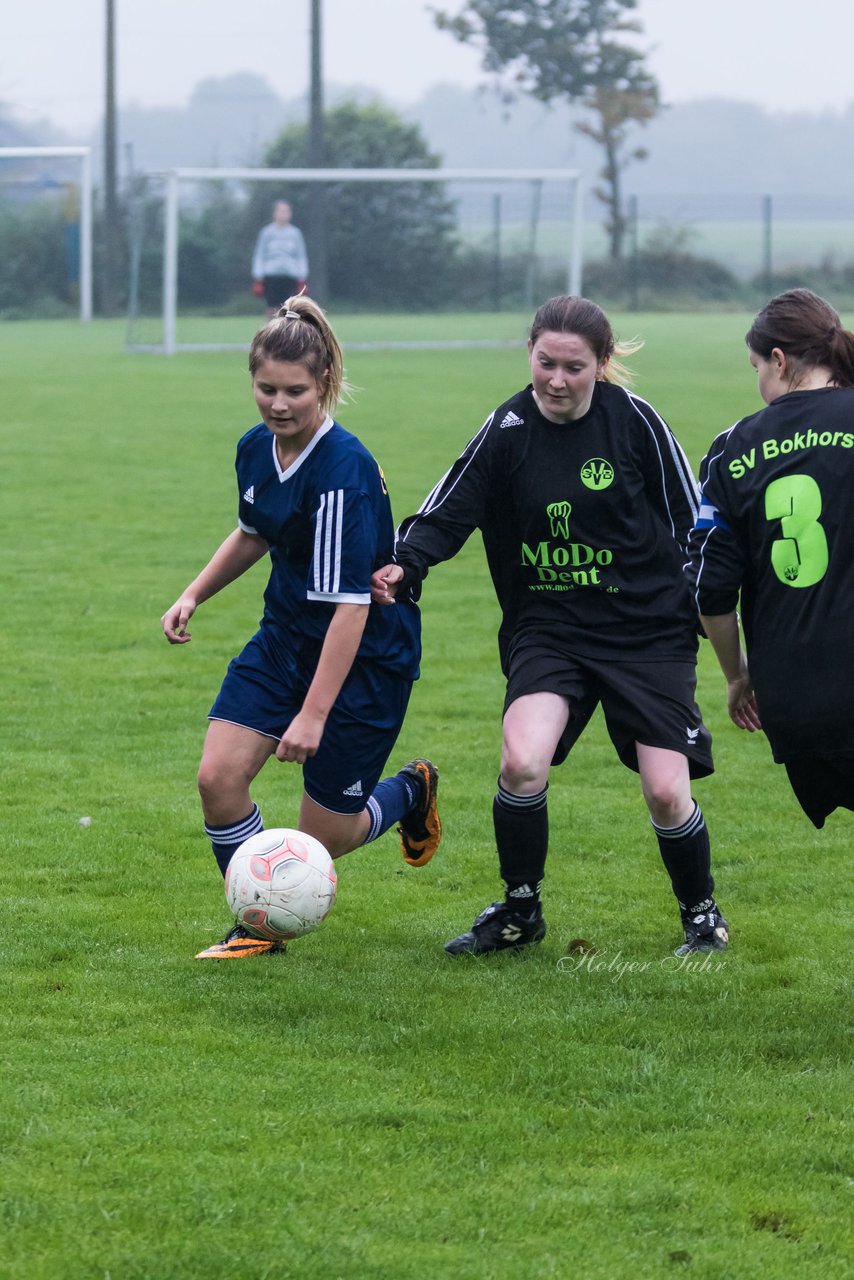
{"left": 2, "top": 0, "right": 853, "bottom": 137}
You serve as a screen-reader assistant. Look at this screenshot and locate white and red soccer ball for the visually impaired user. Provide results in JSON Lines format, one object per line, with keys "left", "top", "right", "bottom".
{"left": 225, "top": 828, "right": 337, "bottom": 941}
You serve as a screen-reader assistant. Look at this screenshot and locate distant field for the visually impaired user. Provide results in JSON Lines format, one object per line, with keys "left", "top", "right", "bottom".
{"left": 453, "top": 215, "right": 854, "bottom": 277}
{"left": 1, "top": 315, "right": 851, "bottom": 1279}
{"left": 582, "top": 219, "right": 854, "bottom": 278}
{"left": 458, "top": 215, "right": 854, "bottom": 279}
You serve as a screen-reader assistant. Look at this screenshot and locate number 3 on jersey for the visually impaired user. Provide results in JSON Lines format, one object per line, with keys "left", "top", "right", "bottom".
{"left": 764, "top": 474, "right": 828, "bottom": 588}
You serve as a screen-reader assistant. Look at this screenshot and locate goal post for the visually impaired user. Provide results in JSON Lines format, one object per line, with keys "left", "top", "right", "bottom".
{"left": 0, "top": 146, "right": 93, "bottom": 322}
{"left": 134, "top": 166, "right": 583, "bottom": 355}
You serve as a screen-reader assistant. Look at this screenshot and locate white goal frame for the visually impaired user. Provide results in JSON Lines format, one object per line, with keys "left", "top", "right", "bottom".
{"left": 0, "top": 146, "right": 93, "bottom": 322}
{"left": 144, "top": 166, "right": 583, "bottom": 355}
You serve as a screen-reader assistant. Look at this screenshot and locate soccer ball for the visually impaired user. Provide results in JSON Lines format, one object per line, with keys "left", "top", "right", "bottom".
{"left": 225, "top": 828, "right": 337, "bottom": 941}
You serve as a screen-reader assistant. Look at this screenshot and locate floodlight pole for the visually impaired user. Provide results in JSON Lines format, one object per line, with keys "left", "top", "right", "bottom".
{"left": 164, "top": 171, "right": 179, "bottom": 356}
{"left": 80, "top": 148, "right": 94, "bottom": 322}
{"left": 570, "top": 175, "right": 584, "bottom": 297}
{"left": 102, "top": 0, "right": 120, "bottom": 315}
{"left": 307, "top": 0, "right": 329, "bottom": 300}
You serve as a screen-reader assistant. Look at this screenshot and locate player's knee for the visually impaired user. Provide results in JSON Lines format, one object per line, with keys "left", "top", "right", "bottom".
{"left": 197, "top": 757, "right": 247, "bottom": 808}
{"left": 644, "top": 781, "right": 688, "bottom": 825}
{"left": 500, "top": 749, "right": 546, "bottom": 794}
{"left": 196, "top": 759, "right": 215, "bottom": 803}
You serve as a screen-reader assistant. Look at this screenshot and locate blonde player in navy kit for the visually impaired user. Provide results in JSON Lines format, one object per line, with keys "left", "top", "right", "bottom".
{"left": 688, "top": 288, "right": 854, "bottom": 828}
{"left": 162, "top": 296, "right": 440, "bottom": 958}
{"left": 373, "top": 296, "right": 727, "bottom": 958}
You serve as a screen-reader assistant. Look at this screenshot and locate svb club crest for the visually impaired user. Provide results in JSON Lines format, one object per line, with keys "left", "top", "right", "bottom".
{"left": 580, "top": 458, "right": 615, "bottom": 490}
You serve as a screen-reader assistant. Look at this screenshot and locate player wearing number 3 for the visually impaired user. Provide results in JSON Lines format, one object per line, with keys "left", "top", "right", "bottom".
{"left": 688, "top": 289, "right": 854, "bottom": 827}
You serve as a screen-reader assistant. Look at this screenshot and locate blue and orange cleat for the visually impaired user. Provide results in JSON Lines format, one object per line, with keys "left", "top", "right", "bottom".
{"left": 397, "top": 759, "right": 441, "bottom": 867}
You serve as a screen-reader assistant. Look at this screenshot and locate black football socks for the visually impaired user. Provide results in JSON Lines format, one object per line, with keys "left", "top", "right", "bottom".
{"left": 651, "top": 801, "right": 715, "bottom": 913}
{"left": 494, "top": 782, "right": 548, "bottom": 914}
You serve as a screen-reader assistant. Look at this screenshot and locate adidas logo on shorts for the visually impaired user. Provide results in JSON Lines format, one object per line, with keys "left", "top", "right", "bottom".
{"left": 343, "top": 780, "right": 363, "bottom": 797}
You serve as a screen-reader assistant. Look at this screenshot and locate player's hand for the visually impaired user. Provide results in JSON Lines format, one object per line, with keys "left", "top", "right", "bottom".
{"left": 161, "top": 596, "right": 197, "bottom": 644}
{"left": 251, "top": 279, "right": 265, "bottom": 297}
{"left": 276, "top": 710, "right": 324, "bottom": 763}
{"left": 726, "top": 674, "right": 761, "bottom": 732}
{"left": 371, "top": 563, "right": 404, "bottom": 605}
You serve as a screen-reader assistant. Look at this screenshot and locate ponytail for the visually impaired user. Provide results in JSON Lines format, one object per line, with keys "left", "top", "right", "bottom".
{"left": 249, "top": 295, "right": 351, "bottom": 414}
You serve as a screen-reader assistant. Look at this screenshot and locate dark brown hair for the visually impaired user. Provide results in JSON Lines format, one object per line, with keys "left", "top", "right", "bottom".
{"left": 248, "top": 294, "right": 349, "bottom": 414}
{"left": 529, "top": 295, "right": 641, "bottom": 386}
{"left": 746, "top": 288, "right": 854, "bottom": 388}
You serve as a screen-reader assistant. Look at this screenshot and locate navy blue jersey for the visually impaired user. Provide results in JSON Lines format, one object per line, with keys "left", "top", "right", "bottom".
{"left": 687, "top": 386, "right": 854, "bottom": 760}
{"left": 395, "top": 382, "right": 701, "bottom": 669}
{"left": 235, "top": 417, "right": 420, "bottom": 679}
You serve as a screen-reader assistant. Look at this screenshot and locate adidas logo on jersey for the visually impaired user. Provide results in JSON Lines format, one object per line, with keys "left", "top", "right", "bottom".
{"left": 499, "top": 410, "right": 524, "bottom": 429}
{"left": 343, "top": 780, "right": 363, "bottom": 797}
{"left": 243, "top": 485, "right": 255, "bottom": 503}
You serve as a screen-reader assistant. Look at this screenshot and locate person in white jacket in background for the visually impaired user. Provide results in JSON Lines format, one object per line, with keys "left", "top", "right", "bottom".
{"left": 251, "top": 200, "right": 309, "bottom": 317}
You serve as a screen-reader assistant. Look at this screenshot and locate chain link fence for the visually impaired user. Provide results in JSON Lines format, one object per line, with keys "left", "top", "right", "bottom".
{"left": 582, "top": 191, "right": 854, "bottom": 310}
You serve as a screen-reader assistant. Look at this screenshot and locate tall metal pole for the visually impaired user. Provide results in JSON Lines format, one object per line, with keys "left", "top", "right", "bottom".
{"left": 103, "top": 0, "right": 120, "bottom": 315}
{"left": 628, "top": 193, "right": 639, "bottom": 312}
{"left": 307, "top": 0, "right": 328, "bottom": 300}
{"left": 569, "top": 175, "right": 584, "bottom": 297}
{"left": 762, "top": 194, "right": 773, "bottom": 299}
{"left": 163, "top": 172, "right": 179, "bottom": 356}
{"left": 492, "top": 193, "right": 502, "bottom": 310}
{"left": 79, "top": 149, "right": 94, "bottom": 322}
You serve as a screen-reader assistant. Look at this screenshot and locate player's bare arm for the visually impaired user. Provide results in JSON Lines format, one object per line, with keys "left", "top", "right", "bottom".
{"left": 699, "top": 610, "right": 762, "bottom": 732}
{"left": 276, "top": 603, "right": 370, "bottom": 763}
{"left": 161, "top": 528, "right": 270, "bottom": 643}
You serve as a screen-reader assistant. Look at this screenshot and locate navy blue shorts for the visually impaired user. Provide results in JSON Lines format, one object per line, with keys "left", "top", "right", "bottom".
{"left": 209, "top": 626, "right": 413, "bottom": 813}
{"left": 504, "top": 636, "right": 714, "bottom": 779}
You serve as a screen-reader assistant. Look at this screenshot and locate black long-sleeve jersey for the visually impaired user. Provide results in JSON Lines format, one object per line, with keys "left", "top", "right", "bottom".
{"left": 395, "top": 381, "right": 701, "bottom": 672}
{"left": 687, "top": 386, "right": 854, "bottom": 761}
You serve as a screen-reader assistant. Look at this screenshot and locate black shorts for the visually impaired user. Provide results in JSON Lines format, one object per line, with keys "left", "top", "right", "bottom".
{"left": 784, "top": 756, "right": 854, "bottom": 828}
{"left": 263, "top": 275, "right": 300, "bottom": 308}
{"left": 504, "top": 635, "right": 714, "bottom": 778}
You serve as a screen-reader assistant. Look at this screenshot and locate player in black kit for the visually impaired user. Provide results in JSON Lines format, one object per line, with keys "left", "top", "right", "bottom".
{"left": 372, "top": 296, "right": 728, "bottom": 957}
{"left": 688, "top": 289, "right": 854, "bottom": 828}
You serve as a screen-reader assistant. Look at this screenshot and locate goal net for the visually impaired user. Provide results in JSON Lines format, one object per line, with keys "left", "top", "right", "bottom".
{"left": 125, "top": 166, "right": 583, "bottom": 354}
{"left": 0, "top": 146, "right": 93, "bottom": 322}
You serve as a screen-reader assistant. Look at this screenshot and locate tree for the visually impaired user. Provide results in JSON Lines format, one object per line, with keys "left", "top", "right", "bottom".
{"left": 260, "top": 101, "right": 458, "bottom": 307}
{"left": 433, "top": 0, "right": 660, "bottom": 260}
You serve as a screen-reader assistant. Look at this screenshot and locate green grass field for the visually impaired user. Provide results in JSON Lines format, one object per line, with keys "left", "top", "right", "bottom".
{"left": 1, "top": 314, "right": 851, "bottom": 1280}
